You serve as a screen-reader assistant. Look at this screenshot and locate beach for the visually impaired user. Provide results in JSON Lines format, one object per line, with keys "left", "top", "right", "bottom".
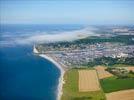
{"left": 33, "top": 46, "right": 65, "bottom": 100}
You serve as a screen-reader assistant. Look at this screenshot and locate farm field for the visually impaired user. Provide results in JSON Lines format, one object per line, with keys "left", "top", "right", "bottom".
{"left": 106, "top": 89, "right": 134, "bottom": 100}
{"left": 117, "top": 67, "right": 134, "bottom": 72}
{"left": 61, "top": 65, "right": 134, "bottom": 100}
{"left": 100, "top": 76, "right": 134, "bottom": 93}
{"left": 61, "top": 69, "right": 106, "bottom": 100}
{"left": 95, "top": 66, "right": 113, "bottom": 79}
{"left": 79, "top": 70, "right": 100, "bottom": 92}
{"left": 111, "top": 64, "right": 134, "bottom": 67}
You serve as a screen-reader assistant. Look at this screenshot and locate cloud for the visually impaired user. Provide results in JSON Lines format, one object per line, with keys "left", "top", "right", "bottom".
{"left": 15, "top": 27, "right": 99, "bottom": 44}
{"left": 0, "top": 26, "right": 99, "bottom": 47}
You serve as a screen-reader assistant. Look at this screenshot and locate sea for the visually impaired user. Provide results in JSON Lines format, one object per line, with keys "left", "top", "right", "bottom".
{"left": 0, "top": 24, "right": 83, "bottom": 100}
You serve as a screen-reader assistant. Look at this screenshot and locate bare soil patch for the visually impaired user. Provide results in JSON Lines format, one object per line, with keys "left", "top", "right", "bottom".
{"left": 119, "top": 67, "right": 134, "bottom": 72}
{"left": 95, "top": 66, "right": 113, "bottom": 79}
{"left": 106, "top": 89, "right": 134, "bottom": 100}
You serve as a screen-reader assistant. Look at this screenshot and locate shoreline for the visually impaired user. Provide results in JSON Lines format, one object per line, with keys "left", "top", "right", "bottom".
{"left": 33, "top": 46, "right": 65, "bottom": 100}
{"left": 39, "top": 54, "right": 65, "bottom": 100}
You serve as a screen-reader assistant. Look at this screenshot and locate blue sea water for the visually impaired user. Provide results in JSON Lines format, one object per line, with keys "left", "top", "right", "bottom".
{"left": 0, "top": 24, "right": 83, "bottom": 100}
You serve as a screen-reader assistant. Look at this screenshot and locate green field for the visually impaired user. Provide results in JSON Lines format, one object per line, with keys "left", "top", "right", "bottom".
{"left": 110, "top": 64, "right": 134, "bottom": 67}
{"left": 100, "top": 76, "right": 134, "bottom": 93}
{"left": 61, "top": 66, "right": 134, "bottom": 100}
{"left": 61, "top": 69, "right": 106, "bottom": 100}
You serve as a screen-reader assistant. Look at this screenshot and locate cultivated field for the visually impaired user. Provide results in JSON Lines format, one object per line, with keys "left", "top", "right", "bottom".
{"left": 62, "top": 65, "right": 134, "bottom": 100}
{"left": 117, "top": 67, "right": 134, "bottom": 72}
{"left": 106, "top": 89, "right": 134, "bottom": 100}
{"left": 79, "top": 70, "right": 100, "bottom": 92}
{"left": 61, "top": 69, "right": 106, "bottom": 100}
{"left": 95, "top": 66, "right": 113, "bottom": 79}
{"left": 100, "top": 76, "right": 134, "bottom": 93}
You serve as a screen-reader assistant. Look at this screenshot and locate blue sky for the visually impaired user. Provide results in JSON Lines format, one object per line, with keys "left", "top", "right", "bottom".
{"left": 0, "top": 0, "right": 134, "bottom": 25}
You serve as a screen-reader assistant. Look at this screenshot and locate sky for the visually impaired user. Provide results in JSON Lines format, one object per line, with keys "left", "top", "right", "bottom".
{"left": 0, "top": 0, "right": 134, "bottom": 25}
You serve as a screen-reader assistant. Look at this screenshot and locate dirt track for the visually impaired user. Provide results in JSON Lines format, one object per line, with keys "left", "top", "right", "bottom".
{"left": 106, "top": 89, "right": 134, "bottom": 100}
{"left": 78, "top": 70, "right": 100, "bottom": 92}
{"left": 95, "top": 66, "right": 113, "bottom": 79}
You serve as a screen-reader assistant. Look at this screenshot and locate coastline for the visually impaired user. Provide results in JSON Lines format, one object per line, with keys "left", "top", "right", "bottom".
{"left": 33, "top": 46, "right": 65, "bottom": 100}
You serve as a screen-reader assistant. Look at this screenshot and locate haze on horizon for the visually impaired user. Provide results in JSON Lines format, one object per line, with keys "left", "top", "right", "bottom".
{"left": 0, "top": 0, "right": 134, "bottom": 25}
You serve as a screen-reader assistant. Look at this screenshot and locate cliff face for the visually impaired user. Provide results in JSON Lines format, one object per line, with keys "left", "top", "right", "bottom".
{"left": 33, "top": 45, "right": 39, "bottom": 54}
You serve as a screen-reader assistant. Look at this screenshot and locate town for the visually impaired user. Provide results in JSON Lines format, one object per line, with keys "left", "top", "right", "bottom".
{"left": 36, "top": 41, "right": 134, "bottom": 68}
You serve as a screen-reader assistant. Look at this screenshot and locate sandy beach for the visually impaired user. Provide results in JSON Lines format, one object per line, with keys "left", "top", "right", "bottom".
{"left": 33, "top": 46, "right": 65, "bottom": 100}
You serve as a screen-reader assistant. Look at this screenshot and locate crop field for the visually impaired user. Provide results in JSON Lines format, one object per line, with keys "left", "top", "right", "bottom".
{"left": 95, "top": 66, "right": 113, "bottom": 79}
{"left": 61, "top": 65, "right": 134, "bottom": 100}
{"left": 79, "top": 70, "right": 100, "bottom": 92}
{"left": 61, "top": 69, "right": 106, "bottom": 100}
{"left": 117, "top": 67, "right": 134, "bottom": 72}
{"left": 106, "top": 89, "right": 134, "bottom": 100}
{"left": 100, "top": 76, "right": 134, "bottom": 93}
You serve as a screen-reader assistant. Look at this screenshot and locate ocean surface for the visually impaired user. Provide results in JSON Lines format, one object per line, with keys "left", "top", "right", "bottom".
{"left": 0, "top": 24, "right": 83, "bottom": 100}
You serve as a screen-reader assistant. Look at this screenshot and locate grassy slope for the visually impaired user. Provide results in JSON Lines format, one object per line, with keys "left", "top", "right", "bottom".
{"left": 61, "top": 69, "right": 106, "bottom": 100}
{"left": 100, "top": 76, "right": 134, "bottom": 93}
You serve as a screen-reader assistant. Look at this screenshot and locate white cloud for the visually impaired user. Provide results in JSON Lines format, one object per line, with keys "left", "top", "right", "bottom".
{"left": 0, "top": 27, "right": 99, "bottom": 47}
{"left": 16, "top": 27, "right": 99, "bottom": 44}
